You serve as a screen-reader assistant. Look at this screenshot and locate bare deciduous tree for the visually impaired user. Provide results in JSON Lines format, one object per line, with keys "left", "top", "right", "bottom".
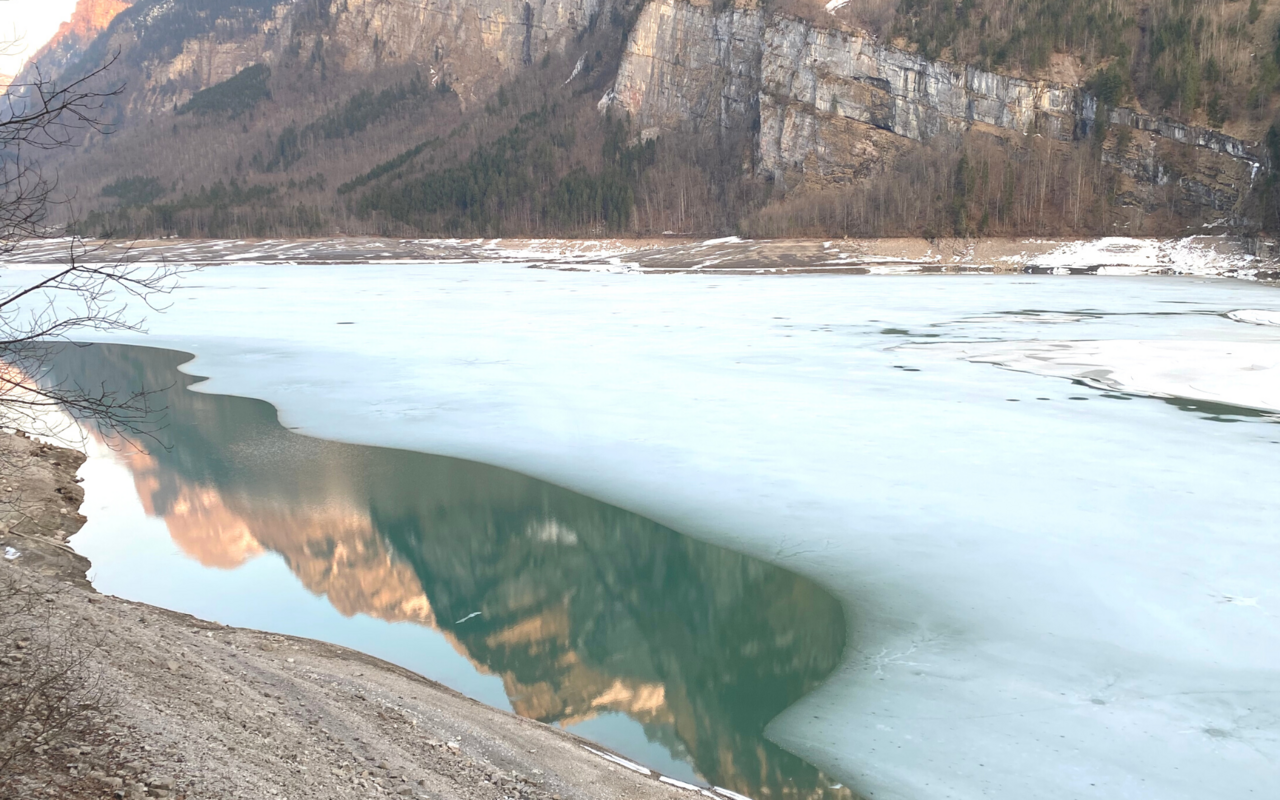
{"left": 1, "top": 51, "right": 188, "bottom": 443}
{"left": 0, "top": 47, "right": 184, "bottom": 795}
{"left": 2, "top": 55, "right": 122, "bottom": 252}
{"left": 0, "top": 570, "right": 115, "bottom": 795}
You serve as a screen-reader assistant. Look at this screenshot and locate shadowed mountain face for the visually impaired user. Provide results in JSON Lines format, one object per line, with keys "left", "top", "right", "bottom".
{"left": 44, "top": 343, "right": 853, "bottom": 800}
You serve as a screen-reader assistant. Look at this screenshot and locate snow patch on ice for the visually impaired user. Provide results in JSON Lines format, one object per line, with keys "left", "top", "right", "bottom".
{"left": 1228, "top": 309, "right": 1280, "bottom": 327}
{"left": 927, "top": 339, "right": 1280, "bottom": 413}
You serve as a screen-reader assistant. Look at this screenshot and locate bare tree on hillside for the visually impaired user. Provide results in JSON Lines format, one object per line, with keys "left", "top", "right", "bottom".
{"left": 2, "top": 56, "right": 122, "bottom": 251}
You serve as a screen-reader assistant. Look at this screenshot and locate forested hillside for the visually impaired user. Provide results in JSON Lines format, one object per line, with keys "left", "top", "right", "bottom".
{"left": 889, "top": 0, "right": 1276, "bottom": 129}
{"left": 12, "top": 0, "right": 1280, "bottom": 238}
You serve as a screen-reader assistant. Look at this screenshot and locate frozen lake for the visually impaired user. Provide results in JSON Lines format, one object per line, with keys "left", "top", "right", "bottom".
{"left": 8, "top": 262, "right": 1278, "bottom": 800}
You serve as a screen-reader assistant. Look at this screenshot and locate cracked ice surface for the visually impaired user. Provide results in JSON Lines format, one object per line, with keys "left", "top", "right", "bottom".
{"left": 5, "top": 265, "right": 1279, "bottom": 800}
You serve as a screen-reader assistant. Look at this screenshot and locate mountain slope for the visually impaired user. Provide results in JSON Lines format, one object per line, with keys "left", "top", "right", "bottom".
{"left": 19, "top": 0, "right": 1280, "bottom": 237}
{"left": 23, "top": 0, "right": 137, "bottom": 82}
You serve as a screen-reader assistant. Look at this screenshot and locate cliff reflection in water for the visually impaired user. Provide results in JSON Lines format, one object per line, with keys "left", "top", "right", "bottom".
{"left": 50, "top": 343, "right": 851, "bottom": 800}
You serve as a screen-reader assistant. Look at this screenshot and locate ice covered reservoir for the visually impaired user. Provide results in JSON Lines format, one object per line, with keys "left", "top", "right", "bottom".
{"left": 12, "top": 259, "right": 1280, "bottom": 800}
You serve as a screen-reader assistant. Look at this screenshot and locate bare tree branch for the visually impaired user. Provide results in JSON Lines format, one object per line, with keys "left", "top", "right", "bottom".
{"left": 2, "top": 54, "right": 124, "bottom": 254}
{"left": 1, "top": 47, "right": 190, "bottom": 445}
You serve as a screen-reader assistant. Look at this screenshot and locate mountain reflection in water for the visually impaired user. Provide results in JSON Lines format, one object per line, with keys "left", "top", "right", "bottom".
{"left": 49, "top": 344, "right": 852, "bottom": 800}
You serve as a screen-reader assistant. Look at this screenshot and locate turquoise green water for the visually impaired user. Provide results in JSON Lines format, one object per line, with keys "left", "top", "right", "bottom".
{"left": 51, "top": 343, "right": 852, "bottom": 800}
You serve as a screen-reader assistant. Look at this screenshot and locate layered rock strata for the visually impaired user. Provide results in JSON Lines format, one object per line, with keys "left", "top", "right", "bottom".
{"left": 330, "top": 0, "right": 602, "bottom": 76}
{"left": 606, "top": 0, "right": 764, "bottom": 135}
{"left": 605, "top": 0, "right": 1265, "bottom": 209}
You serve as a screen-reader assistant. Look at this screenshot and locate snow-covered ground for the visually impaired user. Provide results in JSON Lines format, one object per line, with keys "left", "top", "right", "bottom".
{"left": 3, "top": 263, "right": 1279, "bottom": 800}
{"left": 1017, "top": 236, "right": 1265, "bottom": 276}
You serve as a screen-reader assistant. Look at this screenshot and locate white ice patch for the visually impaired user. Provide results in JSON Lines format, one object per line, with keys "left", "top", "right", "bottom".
{"left": 3, "top": 546, "right": 18, "bottom": 561}
{"left": 927, "top": 339, "right": 1280, "bottom": 413}
{"left": 824, "top": 0, "right": 850, "bottom": 10}
{"left": 1228, "top": 309, "right": 1280, "bottom": 327}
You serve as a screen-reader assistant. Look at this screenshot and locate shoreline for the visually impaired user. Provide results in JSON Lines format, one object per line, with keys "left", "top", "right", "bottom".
{"left": 0, "top": 432, "right": 723, "bottom": 800}
{"left": 1, "top": 234, "right": 1277, "bottom": 280}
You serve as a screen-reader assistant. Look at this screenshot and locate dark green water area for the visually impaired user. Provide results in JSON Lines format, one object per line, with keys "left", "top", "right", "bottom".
{"left": 47, "top": 343, "right": 852, "bottom": 800}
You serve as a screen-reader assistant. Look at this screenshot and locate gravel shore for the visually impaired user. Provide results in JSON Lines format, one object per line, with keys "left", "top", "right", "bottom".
{"left": 0, "top": 433, "right": 687, "bottom": 800}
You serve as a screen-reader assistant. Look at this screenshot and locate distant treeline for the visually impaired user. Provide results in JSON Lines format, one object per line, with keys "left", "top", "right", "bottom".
{"left": 352, "top": 111, "right": 656, "bottom": 235}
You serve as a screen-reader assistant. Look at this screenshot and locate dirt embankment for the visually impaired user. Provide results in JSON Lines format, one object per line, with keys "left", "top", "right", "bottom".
{"left": 0, "top": 434, "right": 684, "bottom": 800}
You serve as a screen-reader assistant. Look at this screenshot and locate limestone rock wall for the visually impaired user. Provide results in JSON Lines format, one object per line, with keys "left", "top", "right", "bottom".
{"left": 151, "top": 7, "right": 292, "bottom": 92}
{"left": 757, "top": 16, "right": 1082, "bottom": 177}
{"left": 59, "top": 0, "right": 601, "bottom": 113}
{"left": 606, "top": 0, "right": 763, "bottom": 135}
{"left": 605, "top": 0, "right": 1265, "bottom": 209}
{"left": 328, "top": 0, "right": 602, "bottom": 99}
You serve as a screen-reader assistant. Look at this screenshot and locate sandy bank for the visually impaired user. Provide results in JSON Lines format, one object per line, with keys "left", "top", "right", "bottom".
{"left": 0, "top": 433, "right": 706, "bottom": 800}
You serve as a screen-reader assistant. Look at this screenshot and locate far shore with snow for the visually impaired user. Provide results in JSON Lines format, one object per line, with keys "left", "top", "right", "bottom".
{"left": 3, "top": 235, "right": 1278, "bottom": 280}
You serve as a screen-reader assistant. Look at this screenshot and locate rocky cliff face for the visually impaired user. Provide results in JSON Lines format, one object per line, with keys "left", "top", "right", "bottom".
{"left": 604, "top": 0, "right": 1265, "bottom": 213}
{"left": 147, "top": 5, "right": 294, "bottom": 96}
{"left": 329, "top": 0, "right": 601, "bottom": 80}
{"left": 755, "top": 15, "right": 1082, "bottom": 172}
{"left": 69, "top": 0, "right": 602, "bottom": 113}
{"left": 605, "top": 0, "right": 763, "bottom": 136}
{"left": 23, "top": 0, "right": 136, "bottom": 82}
